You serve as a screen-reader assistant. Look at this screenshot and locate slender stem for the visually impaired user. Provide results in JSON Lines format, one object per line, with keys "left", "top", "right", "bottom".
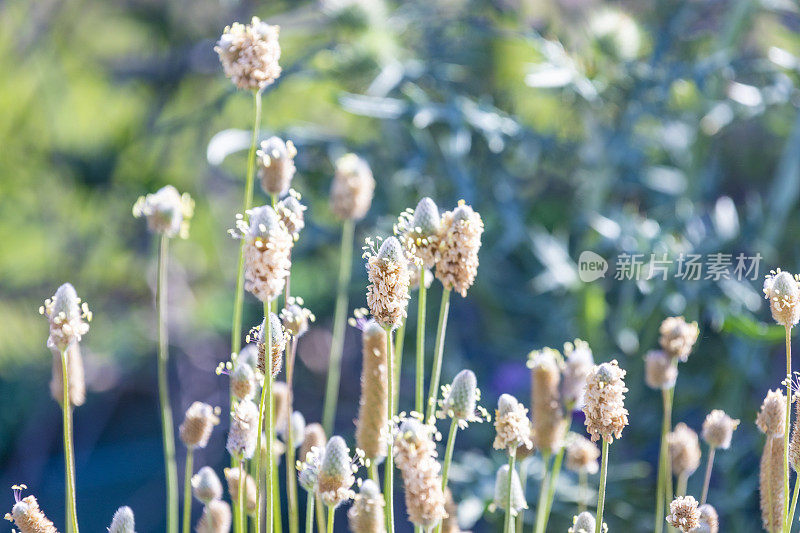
{"left": 384, "top": 326, "right": 396, "bottom": 533}
{"left": 595, "top": 438, "right": 610, "bottom": 533}
{"left": 415, "top": 279, "right": 427, "bottom": 414}
{"left": 664, "top": 387, "right": 674, "bottom": 510}
{"left": 368, "top": 463, "right": 380, "bottom": 486}
{"left": 157, "top": 235, "right": 179, "bottom": 533}
{"left": 273, "top": 461, "right": 283, "bottom": 533}
{"left": 785, "top": 325, "right": 793, "bottom": 533}
{"left": 326, "top": 506, "right": 334, "bottom": 533}
{"left": 676, "top": 472, "right": 688, "bottom": 498}
{"left": 503, "top": 452, "right": 516, "bottom": 533}
{"left": 315, "top": 496, "right": 326, "bottom": 533}
{"left": 425, "top": 288, "right": 451, "bottom": 422}
{"left": 322, "top": 219, "right": 355, "bottom": 434}
{"left": 700, "top": 447, "right": 716, "bottom": 505}
{"left": 542, "top": 443, "right": 566, "bottom": 526}
{"left": 286, "top": 337, "right": 299, "bottom": 533}
{"left": 182, "top": 449, "right": 194, "bottom": 533}
{"left": 656, "top": 385, "right": 674, "bottom": 533}
{"left": 239, "top": 461, "right": 247, "bottom": 533}
{"left": 65, "top": 396, "right": 76, "bottom": 533}
{"left": 61, "top": 347, "right": 80, "bottom": 533}
{"left": 789, "top": 476, "right": 800, "bottom": 533}
{"left": 516, "top": 458, "right": 529, "bottom": 533}
{"left": 305, "top": 492, "right": 315, "bottom": 533}
{"left": 533, "top": 452, "right": 551, "bottom": 533}
{"left": 578, "top": 471, "right": 587, "bottom": 513}
{"left": 256, "top": 301, "right": 274, "bottom": 533}
{"left": 394, "top": 319, "right": 406, "bottom": 410}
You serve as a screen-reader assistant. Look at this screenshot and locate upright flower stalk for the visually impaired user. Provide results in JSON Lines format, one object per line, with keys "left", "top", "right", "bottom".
{"left": 700, "top": 409, "right": 739, "bottom": 505}
{"left": 318, "top": 437, "right": 356, "bottom": 533}
{"left": 133, "top": 185, "right": 194, "bottom": 533}
{"left": 493, "top": 394, "right": 533, "bottom": 533}
{"left": 179, "top": 403, "right": 220, "bottom": 533}
{"left": 758, "top": 389, "right": 787, "bottom": 533}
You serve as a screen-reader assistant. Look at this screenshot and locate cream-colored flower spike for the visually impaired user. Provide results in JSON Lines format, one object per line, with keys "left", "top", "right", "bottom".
{"left": 347, "top": 479, "right": 386, "bottom": 533}
{"left": 355, "top": 321, "right": 388, "bottom": 461}
{"left": 764, "top": 269, "right": 800, "bottom": 327}
{"left": 492, "top": 464, "right": 527, "bottom": 515}
{"left": 107, "top": 506, "right": 135, "bottom": 533}
{"left": 179, "top": 402, "right": 220, "bottom": 449}
{"left": 659, "top": 316, "right": 699, "bottom": 362}
{"left": 215, "top": 17, "right": 281, "bottom": 91}
{"left": 5, "top": 485, "right": 57, "bottom": 533}
{"left": 330, "top": 153, "right": 375, "bottom": 221}
{"left": 493, "top": 394, "right": 533, "bottom": 453}
{"left": 701, "top": 409, "right": 739, "bottom": 450}
{"left": 435, "top": 201, "right": 484, "bottom": 297}
{"left": 49, "top": 343, "right": 86, "bottom": 407}
{"left": 132, "top": 185, "right": 194, "bottom": 239}
{"left": 756, "top": 389, "right": 786, "bottom": 438}
{"left": 393, "top": 419, "right": 447, "bottom": 528}
{"left": 234, "top": 205, "right": 293, "bottom": 303}
{"left": 257, "top": 137, "right": 297, "bottom": 197}
{"left": 666, "top": 495, "right": 700, "bottom": 532}
{"left": 582, "top": 360, "right": 629, "bottom": 443}
{"left": 224, "top": 467, "right": 258, "bottom": 515}
{"left": 667, "top": 423, "right": 701, "bottom": 477}
{"left": 40, "top": 283, "right": 91, "bottom": 352}
{"left": 317, "top": 436, "right": 356, "bottom": 508}
{"left": 365, "top": 236, "right": 411, "bottom": 330}
{"left": 192, "top": 467, "right": 223, "bottom": 504}
{"left": 644, "top": 350, "right": 678, "bottom": 390}
{"left": 694, "top": 504, "right": 719, "bottom": 533}
{"left": 528, "top": 348, "right": 566, "bottom": 454}
{"left": 760, "top": 435, "right": 784, "bottom": 531}
{"left": 196, "top": 500, "right": 231, "bottom": 533}
{"left": 562, "top": 339, "right": 594, "bottom": 409}
{"left": 565, "top": 433, "right": 600, "bottom": 475}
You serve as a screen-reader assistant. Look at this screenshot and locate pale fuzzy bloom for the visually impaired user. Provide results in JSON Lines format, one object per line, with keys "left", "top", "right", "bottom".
{"left": 196, "top": 500, "right": 231, "bottom": 533}
{"left": 254, "top": 313, "right": 287, "bottom": 378}
{"left": 272, "top": 381, "right": 291, "bottom": 435}
{"left": 565, "top": 433, "right": 600, "bottom": 475}
{"left": 257, "top": 137, "right": 296, "bottom": 197}
{"left": 224, "top": 467, "right": 258, "bottom": 515}
{"left": 690, "top": 504, "right": 718, "bottom": 533}
{"left": 667, "top": 423, "right": 701, "bottom": 477}
{"left": 702, "top": 410, "right": 740, "bottom": 450}
{"left": 5, "top": 486, "right": 57, "bottom": 533}
{"left": 347, "top": 479, "right": 386, "bottom": 533}
{"left": 355, "top": 321, "right": 388, "bottom": 461}
{"left": 493, "top": 394, "right": 533, "bottom": 453}
{"left": 582, "top": 360, "right": 629, "bottom": 443}
{"left": 236, "top": 205, "right": 292, "bottom": 303}
{"left": 492, "top": 464, "right": 527, "bottom": 515}
{"left": 393, "top": 419, "right": 447, "bottom": 528}
{"left": 365, "top": 236, "right": 412, "bottom": 330}
{"left": 288, "top": 412, "right": 306, "bottom": 448}
{"left": 50, "top": 343, "right": 86, "bottom": 407}
{"left": 236, "top": 344, "right": 259, "bottom": 371}
{"left": 231, "top": 363, "right": 257, "bottom": 402}
{"left": 299, "top": 423, "right": 327, "bottom": 467}
{"left": 281, "top": 297, "right": 315, "bottom": 338}
{"left": 108, "top": 506, "right": 136, "bottom": 533}
{"left": 764, "top": 269, "right": 800, "bottom": 327}
{"left": 397, "top": 197, "right": 441, "bottom": 269}
{"left": 317, "top": 436, "right": 356, "bottom": 508}
{"left": 644, "top": 350, "right": 678, "bottom": 390}
{"left": 409, "top": 267, "right": 433, "bottom": 292}
{"left": 330, "top": 153, "right": 375, "bottom": 221}
{"left": 297, "top": 445, "right": 323, "bottom": 492}
{"left": 435, "top": 202, "right": 484, "bottom": 297}
{"left": 528, "top": 348, "right": 566, "bottom": 454}
{"left": 180, "top": 402, "right": 220, "bottom": 449}
{"left": 760, "top": 436, "right": 784, "bottom": 533}
{"left": 226, "top": 399, "right": 259, "bottom": 459}
{"left": 441, "top": 489, "right": 460, "bottom": 533}
{"left": 666, "top": 495, "right": 700, "bottom": 532}
{"left": 569, "top": 511, "right": 607, "bottom": 533}
{"left": 276, "top": 192, "right": 307, "bottom": 242}
{"left": 756, "top": 389, "right": 786, "bottom": 438}
{"left": 264, "top": 433, "right": 286, "bottom": 465}
{"left": 192, "top": 467, "right": 223, "bottom": 504}
{"left": 438, "top": 369, "right": 489, "bottom": 428}
{"left": 561, "top": 339, "right": 594, "bottom": 409}
{"left": 659, "top": 316, "right": 699, "bottom": 362}
{"left": 40, "top": 283, "right": 91, "bottom": 352}
{"left": 132, "top": 185, "right": 194, "bottom": 239}
{"left": 215, "top": 17, "right": 281, "bottom": 91}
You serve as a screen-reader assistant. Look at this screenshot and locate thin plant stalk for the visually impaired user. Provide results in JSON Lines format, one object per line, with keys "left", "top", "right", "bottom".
{"left": 415, "top": 278, "right": 427, "bottom": 414}
{"left": 182, "top": 449, "right": 194, "bottom": 533}
{"left": 65, "top": 405, "right": 76, "bottom": 533}
{"left": 542, "top": 421, "right": 571, "bottom": 523}
{"left": 785, "top": 325, "right": 793, "bottom": 533}
{"left": 425, "top": 288, "right": 451, "bottom": 422}
{"left": 273, "top": 464, "right": 283, "bottom": 533}
{"left": 676, "top": 472, "right": 688, "bottom": 498}
{"left": 326, "top": 506, "right": 334, "bottom": 533}
{"left": 315, "top": 496, "right": 325, "bottom": 533}
{"left": 157, "top": 235, "right": 179, "bottom": 533}
{"left": 595, "top": 438, "right": 610, "bottom": 533}
{"left": 322, "top": 218, "right": 355, "bottom": 434}
{"left": 255, "top": 301, "right": 274, "bottom": 533}
{"left": 394, "top": 318, "right": 406, "bottom": 410}
{"left": 368, "top": 463, "right": 379, "bottom": 486}
{"left": 578, "top": 471, "right": 587, "bottom": 513}
{"left": 516, "top": 458, "right": 530, "bottom": 533}
{"left": 433, "top": 418, "right": 458, "bottom": 533}
{"left": 384, "top": 326, "right": 396, "bottom": 533}
{"left": 60, "top": 347, "right": 80, "bottom": 533}
{"left": 286, "top": 336, "right": 300, "bottom": 533}
{"left": 305, "top": 492, "right": 314, "bottom": 533}
{"left": 655, "top": 385, "right": 674, "bottom": 533}
{"left": 239, "top": 461, "right": 247, "bottom": 533}
{"left": 503, "top": 452, "right": 516, "bottom": 533}
{"left": 533, "top": 452, "right": 551, "bottom": 533}
{"left": 700, "top": 447, "right": 716, "bottom": 505}
{"left": 788, "top": 477, "right": 800, "bottom": 531}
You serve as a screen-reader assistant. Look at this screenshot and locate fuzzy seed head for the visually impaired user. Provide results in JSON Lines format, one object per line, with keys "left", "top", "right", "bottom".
{"left": 492, "top": 464, "right": 527, "bottom": 515}
{"left": 365, "top": 237, "right": 411, "bottom": 330}
{"left": 299, "top": 423, "right": 327, "bottom": 468}
{"left": 659, "top": 316, "right": 699, "bottom": 362}
{"left": 281, "top": 303, "right": 313, "bottom": 338}
{"left": 180, "top": 402, "right": 220, "bottom": 449}
{"left": 318, "top": 436, "right": 355, "bottom": 508}
{"left": 196, "top": 500, "right": 231, "bottom": 533}
{"left": 330, "top": 153, "right": 375, "bottom": 220}
{"left": 398, "top": 197, "right": 441, "bottom": 268}
{"left": 257, "top": 137, "right": 296, "bottom": 197}
{"left": 132, "top": 185, "right": 194, "bottom": 239}
{"left": 108, "top": 506, "right": 135, "bottom": 533}
{"left": 569, "top": 511, "right": 606, "bottom": 533}
{"left": 644, "top": 350, "right": 678, "bottom": 390}
{"left": 224, "top": 468, "right": 257, "bottom": 515}
{"left": 668, "top": 423, "right": 701, "bottom": 477}
{"left": 347, "top": 479, "right": 386, "bottom": 533}
{"left": 215, "top": 17, "right": 281, "bottom": 91}
{"left": 693, "top": 504, "right": 719, "bottom": 533}
{"left": 256, "top": 313, "right": 287, "bottom": 378}
{"left": 356, "top": 320, "right": 388, "bottom": 460}
{"left": 50, "top": 343, "right": 86, "bottom": 407}
{"left": 231, "top": 362, "right": 257, "bottom": 401}
{"left": 288, "top": 412, "right": 306, "bottom": 448}
{"left": 764, "top": 269, "right": 800, "bottom": 327}
{"left": 561, "top": 339, "right": 594, "bottom": 409}
{"left": 702, "top": 410, "right": 739, "bottom": 450}
{"left": 756, "top": 389, "right": 786, "bottom": 437}
{"left": 192, "top": 467, "right": 223, "bottom": 504}
{"left": 565, "top": 433, "right": 600, "bottom": 475}
{"left": 394, "top": 419, "right": 447, "bottom": 528}
{"left": 435, "top": 202, "right": 483, "bottom": 297}
{"left": 226, "top": 399, "right": 259, "bottom": 459}
{"left": 582, "top": 360, "right": 629, "bottom": 443}
{"left": 273, "top": 381, "right": 291, "bottom": 435}
{"left": 276, "top": 192, "right": 307, "bottom": 242}
{"left": 760, "top": 435, "right": 784, "bottom": 532}
{"left": 666, "top": 496, "right": 700, "bottom": 532}
{"left": 8, "top": 494, "right": 57, "bottom": 533}
{"left": 241, "top": 206, "right": 293, "bottom": 303}
{"left": 493, "top": 394, "right": 533, "bottom": 453}
{"left": 42, "top": 283, "right": 91, "bottom": 352}
{"left": 444, "top": 369, "right": 478, "bottom": 421}
{"left": 529, "top": 348, "right": 566, "bottom": 454}
{"left": 298, "top": 445, "right": 322, "bottom": 492}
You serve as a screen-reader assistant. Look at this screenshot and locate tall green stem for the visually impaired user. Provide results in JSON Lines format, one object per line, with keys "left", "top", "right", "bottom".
{"left": 503, "top": 452, "right": 516, "bottom": 533}
{"left": 700, "top": 447, "right": 715, "bottom": 505}
{"left": 425, "top": 288, "right": 451, "bottom": 422}
{"left": 789, "top": 476, "right": 800, "bottom": 532}
{"left": 368, "top": 463, "right": 379, "bottom": 486}
{"left": 239, "top": 461, "right": 247, "bottom": 533}
{"left": 595, "top": 438, "right": 610, "bottom": 533}
{"left": 394, "top": 319, "right": 406, "bottom": 410}
{"left": 315, "top": 496, "right": 325, "bottom": 533}
{"left": 785, "top": 325, "right": 793, "bottom": 533}
{"left": 255, "top": 301, "right": 274, "bottom": 533}
{"left": 533, "top": 452, "right": 551, "bottom": 533}
{"left": 286, "top": 336, "right": 299, "bottom": 533}
{"left": 676, "top": 472, "right": 688, "bottom": 498}
{"left": 655, "top": 385, "right": 674, "bottom": 533}
{"left": 384, "top": 326, "right": 396, "bottom": 533}
{"left": 433, "top": 419, "right": 459, "bottom": 533}
{"left": 273, "top": 460, "right": 283, "bottom": 533}
{"left": 60, "top": 347, "right": 80, "bottom": 533}
{"left": 542, "top": 421, "right": 572, "bottom": 523}
{"left": 578, "top": 471, "right": 587, "bottom": 513}
{"left": 182, "top": 449, "right": 194, "bottom": 533}
{"left": 326, "top": 506, "right": 334, "bottom": 533}
{"left": 157, "top": 235, "right": 179, "bottom": 533}
{"left": 415, "top": 279, "right": 427, "bottom": 414}
{"left": 305, "top": 492, "right": 315, "bottom": 533}
{"left": 322, "top": 219, "right": 355, "bottom": 434}
{"left": 516, "top": 459, "right": 529, "bottom": 533}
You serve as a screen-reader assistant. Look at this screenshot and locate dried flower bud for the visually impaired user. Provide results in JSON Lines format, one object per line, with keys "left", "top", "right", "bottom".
{"left": 756, "top": 389, "right": 786, "bottom": 437}
{"left": 231, "top": 362, "right": 257, "bottom": 401}
{"left": 562, "top": 339, "right": 594, "bottom": 409}
{"left": 240, "top": 205, "right": 293, "bottom": 303}
{"left": 276, "top": 193, "right": 307, "bottom": 241}
{"left": 318, "top": 436, "right": 355, "bottom": 508}
{"left": 258, "top": 137, "right": 296, "bottom": 197}
{"left": 299, "top": 423, "right": 327, "bottom": 467}
{"left": 565, "top": 433, "right": 600, "bottom": 475}
{"left": 108, "top": 506, "right": 135, "bottom": 533}
{"left": 693, "top": 504, "right": 719, "bottom": 533}
{"left": 226, "top": 399, "right": 259, "bottom": 460}
{"left": 356, "top": 321, "right": 388, "bottom": 461}
{"left": 493, "top": 394, "right": 533, "bottom": 453}
{"left": 281, "top": 301, "right": 314, "bottom": 338}
{"left": 196, "top": 500, "right": 231, "bottom": 533}
{"left": 529, "top": 348, "right": 566, "bottom": 454}
{"left": 365, "top": 237, "right": 411, "bottom": 329}
{"left": 257, "top": 313, "right": 287, "bottom": 377}
{"left": 435, "top": 202, "right": 484, "bottom": 297}
{"left": 41, "top": 283, "right": 91, "bottom": 352}
{"left": 645, "top": 350, "right": 678, "bottom": 390}
{"left": 6, "top": 487, "right": 57, "bottom": 533}
{"left": 443, "top": 369, "right": 478, "bottom": 422}
{"left": 298, "top": 446, "right": 322, "bottom": 492}
{"left": 492, "top": 464, "right": 527, "bottom": 515}
{"left": 347, "top": 479, "right": 385, "bottom": 533}
{"left": 582, "top": 360, "right": 629, "bottom": 443}
{"left": 224, "top": 467, "right": 258, "bottom": 515}
{"left": 273, "top": 381, "right": 290, "bottom": 435}
{"left": 569, "top": 511, "right": 606, "bottom": 533}
{"left": 702, "top": 410, "right": 739, "bottom": 450}
{"left": 760, "top": 435, "right": 784, "bottom": 532}
{"left": 132, "top": 185, "right": 194, "bottom": 239}
{"left": 180, "top": 402, "right": 220, "bottom": 449}
{"left": 764, "top": 269, "right": 800, "bottom": 327}
{"left": 215, "top": 17, "right": 281, "bottom": 91}
{"left": 668, "top": 423, "right": 701, "bottom": 477}
{"left": 659, "top": 316, "right": 699, "bottom": 362}
{"left": 192, "top": 467, "right": 223, "bottom": 504}
{"left": 50, "top": 343, "right": 86, "bottom": 407}
{"left": 394, "top": 419, "right": 447, "bottom": 528}
{"left": 666, "top": 495, "right": 700, "bottom": 532}
{"left": 330, "top": 153, "right": 375, "bottom": 221}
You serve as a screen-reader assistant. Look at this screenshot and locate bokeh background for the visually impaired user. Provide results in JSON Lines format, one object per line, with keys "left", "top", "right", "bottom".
{"left": 2, "top": 0, "right": 800, "bottom": 530}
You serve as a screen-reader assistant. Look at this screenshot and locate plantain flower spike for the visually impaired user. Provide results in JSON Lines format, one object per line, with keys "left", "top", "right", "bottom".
{"left": 5, "top": 485, "right": 57, "bottom": 533}
{"left": 666, "top": 495, "right": 700, "bottom": 533}
{"left": 179, "top": 402, "right": 220, "bottom": 449}
{"left": 756, "top": 389, "right": 786, "bottom": 438}
{"left": 764, "top": 269, "right": 800, "bottom": 328}
{"left": 236, "top": 205, "right": 293, "bottom": 303}
{"left": 702, "top": 409, "right": 739, "bottom": 450}
{"left": 667, "top": 423, "right": 701, "bottom": 478}
{"left": 492, "top": 464, "right": 527, "bottom": 516}
{"left": 231, "top": 362, "right": 257, "bottom": 402}
{"left": 215, "top": 17, "right": 281, "bottom": 91}
{"left": 561, "top": 339, "right": 594, "bottom": 409}
{"left": 224, "top": 468, "right": 258, "bottom": 515}
{"left": 393, "top": 419, "right": 447, "bottom": 528}
{"left": 760, "top": 435, "right": 784, "bottom": 532}
{"left": 330, "top": 153, "right": 375, "bottom": 221}
{"left": 565, "top": 433, "right": 600, "bottom": 475}
{"left": 257, "top": 137, "right": 296, "bottom": 197}
{"left": 255, "top": 313, "right": 287, "bottom": 378}
{"left": 528, "top": 348, "right": 566, "bottom": 454}
{"left": 644, "top": 350, "right": 678, "bottom": 390}
{"left": 41, "top": 283, "right": 91, "bottom": 353}
{"left": 568, "top": 511, "right": 607, "bottom": 533}
{"left": 317, "top": 436, "right": 356, "bottom": 508}
{"left": 692, "top": 503, "right": 719, "bottom": 533}
{"left": 196, "top": 500, "right": 231, "bottom": 533}
{"left": 226, "top": 398, "right": 259, "bottom": 460}
{"left": 192, "top": 467, "right": 223, "bottom": 504}
{"left": 281, "top": 298, "right": 314, "bottom": 338}
{"left": 347, "top": 479, "right": 386, "bottom": 533}
{"left": 297, "top": 445, "right": 322, "bottom": 493}
{"left": 108, "top": 506, "right": 136, "bottom": 533}
{"left": 439, "top": 369, "right": 489, "bottom": 428}
{"left": 273, "top": 381, "right": 291, "bottom": 435}
{"left": 276, "top": 191, "right": 307, "bottom": 242}
{"left": 435, "top": 201, "right": 484, "bottom": 297}
{"left": 493, "top": 394, "right": 533, "bottom": 454}
{"left": 582, "top": 360, "right": 629, "bottom": 443}
{"left": 132, "top": 185, "right": 194, "bottom": 239}
{"left": 365, "top": 236, "right": 411, "bottom": 330}
{"left": 397, "top": 197, "right": 441, "bottom": 269}
{"left": 289, "top": 412, "right": 306, "bottom": 448}
{"left": 299, "top": 423, "right": 327, "bottom": 470}
{"left": 659, "top": 316, "right": 699, "bottom": 362}
{"left": 355, "top": 321, "right": 388, "bottom": 462}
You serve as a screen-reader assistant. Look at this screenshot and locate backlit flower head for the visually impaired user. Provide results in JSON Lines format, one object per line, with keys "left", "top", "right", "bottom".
{"left": 528, "top": 347, "right": 566, "bottom": 454}
{"left": 396, "top": 197, "right": 441, "bottom": 269}
{"left": 569, "top": 511, "right": 606, "bottom": 533}
{"left": 276, "top": 191, "right": 307, "bottom": 241}
{"left": 492, "top": 464, "right": 527, "bottom": 516}
{"left": 250, "top": 313, "right": 286, "bottom": 378}
{"left": 288, "top": 412, "right": 306, "bottom": 448}
{"left": 226, "top": 398, "right": 259, "bottom": 460}
{"left": 317, "top": 436, "right": 356, "bottom": 508}
{"left": 50, "top": 343, "right": 86, "bottom": 407}
{"left": 257, "top": 137, "right": 297, "bottom": 197}
{"left": 192, "top": 467, "right": 223, "bottom": 504}
{"left": 435, "top": 201, "right": 483, "bottom": 297}
{"left": 108, "top": 506, "right": 135, "bottom": 533}
{"left": 761, "top": 435, "right": 784, "bottom": 532}
{"left": 40, "top": 283, "right": 91, "bottom": 352}
{"left": 297, "top": 445, "right": 323, "bottom": 492}
{"left": 666, "top": 495, "right": 700, "bottom": 533}
{"left": 668, "top": 422, "right": 701, "bottom": 477}
{"left": 4, "top": 485, "right": 56, "bottom": 533}
{"left": 224, "top": 467, "right": 258, "bottom": 515}
{"left": 364, "top": 236, "right": 412, "bottom": 330}
{"left": 493, "top": 394, "right": 533, "bottom": 453}
{"left": 233, "top": 205, "right": 293, "bottom": 303}
{"left": 299, "top": 423, "right": 327, "bottom": 470}
{"left": 582, "top": 360, "right": 629, "bottom": 443}
{"left": 355, "top": 320, "right": 389, "bottom": 461}
{"left": 702, "top": 409, "right": 739, "bottom": 450}
{"left": 330, "top": 153, "right": 375, "bottom": 221}
{"left": 756, "top": 389, "right": 786, "bottom": 437}
{"left": 438, "top": 369, "right": 490, "bottom": 428}
{"left": 347, "top": 479, "right": 385, "bottom": 533}
{"left": 281, "top": 297, "right": 315, "bottom": 337}
{"left": 645, "top": 350, "right": 678, "bottom": 390}
{"left": 230, "top": 362, "right": 257, "bottom": 401}
{"left": 565, "top": 432, "right": 600, "bottom": 475}
{"left": 561, "top": 339, "right": 594, "bottom": 409}
{"left": 215, "top": 17, "right": 281, "bottom": 91}
{"left": 273, "top": 381, "right": 291, "bottom": 435}
{"left": 132, "top": 185, "right": 194, "bottom": 239}
{"left": 180, "top": 402, "right": 220, "bottom": 449}
{"left": 659, "top": 316, "right": 699, "bottom": 362}
{"left": 195, "top": 500, "right": 231, "bottom": 533}
{"left": 695, "top": 504, "right": 719, "bottom": 533}
{"left": 764, "top": 269, "right": 800, "bottom": 328}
